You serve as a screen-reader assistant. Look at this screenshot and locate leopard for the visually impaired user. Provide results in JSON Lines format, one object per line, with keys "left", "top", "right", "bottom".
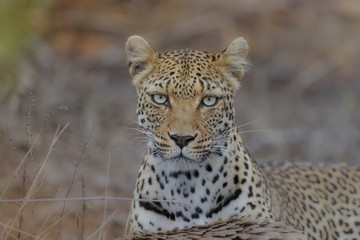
{"left": 125, "top": 35, "right": 360, "bottom": 240}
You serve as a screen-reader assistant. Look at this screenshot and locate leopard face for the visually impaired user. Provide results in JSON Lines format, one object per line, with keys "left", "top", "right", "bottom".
{"left": 126, "top": 36, "right": 248, "bottom": 166}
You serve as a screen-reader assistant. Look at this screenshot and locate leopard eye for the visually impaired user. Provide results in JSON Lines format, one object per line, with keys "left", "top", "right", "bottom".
{"left": 151, "top": 94, "right": 168, "bottom": 105}
{"left": 201, "top": 96, "right": 218, "bottom": 107}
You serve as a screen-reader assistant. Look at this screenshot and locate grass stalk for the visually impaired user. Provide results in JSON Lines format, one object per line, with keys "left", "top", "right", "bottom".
{"left": 3, "top": 123, "right": 69, "bottom": 240}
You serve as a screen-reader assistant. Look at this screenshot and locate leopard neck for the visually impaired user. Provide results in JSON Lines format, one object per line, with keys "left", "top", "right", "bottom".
{"left": 135, "top": 129, "right": 277, "bottom": 220}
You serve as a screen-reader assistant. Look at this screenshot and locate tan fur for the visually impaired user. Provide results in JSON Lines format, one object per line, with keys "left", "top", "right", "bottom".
{"left": 214, "top": 37, "right": 249, "bottom": 90}
{"left": 125, "top": 36, "right": 159, "bottom": 85}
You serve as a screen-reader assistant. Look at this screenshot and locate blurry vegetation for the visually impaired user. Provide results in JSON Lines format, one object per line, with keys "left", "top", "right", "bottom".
{"left": 0, "top": 0, "right": 52, "bottom": 100}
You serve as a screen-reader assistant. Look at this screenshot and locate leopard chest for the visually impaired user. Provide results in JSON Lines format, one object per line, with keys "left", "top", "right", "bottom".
{"left": 130, "top": 153, "right": 265, "bottom": 232}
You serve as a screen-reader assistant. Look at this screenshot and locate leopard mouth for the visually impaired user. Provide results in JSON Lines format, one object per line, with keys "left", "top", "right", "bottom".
{"left": 175, "top": 154, "right": 194, "bottom": 162}
{"left": 170, "top": 151, "right": 211, "bottom": 164}
{"left": 161, "top": 152, "right": 199, "bottom": 164}
{"left": 151, "top": 139, "right": 212, "bottom": 163}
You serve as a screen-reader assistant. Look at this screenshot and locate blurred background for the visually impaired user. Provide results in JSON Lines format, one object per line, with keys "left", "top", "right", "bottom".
{"left": 0, "top": 0, "right": 359, "bottom": 238}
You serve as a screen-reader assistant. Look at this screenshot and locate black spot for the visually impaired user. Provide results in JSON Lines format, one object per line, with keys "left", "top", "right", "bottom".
{"left": 191, "top": 213, "right": 199, "bottom": 219}
{"left": 139, "top": 201, "right": 175, "bottom": 220}
{"left": 206, "top": 188, "right": 242, "bottom": 218}
{"left": 244, "top": 162, "right": 249, "bottom": 170}
{"left": 234, "top": 175, "right": 239, "bottom": 184}
{"left": 170, "top": 172, "right": 179, "bottom": 178}
{"left": 212, "top": 174, "right": 219, "bottom": 184}
{"left": 206, "top": 188, "right": 210, "bottom": 195}
{"left": 248, "top": 186, "right": 253, "bottom": 197}
{"left": 193, "top": 170, "right": 199, "bottom": 178}
{"left": 216, "top": 195, "right": 224, "bottom": 204}
{"left": 247, "top": 202, "right": 256, "bottom": 210}
{"left": 140, "top": 179, "right": 145, "bottom": 190}
{"left": 206, "top": 164, "right": 213, "bottom": 172}
{"left": 185, "top": 171, "right": 192, "bottom": 180}
{"left": 195, "top": 207, "right": 203, "bottom": 214}
{"left": 202, "top": 179, "right": 206, "bottom": 186}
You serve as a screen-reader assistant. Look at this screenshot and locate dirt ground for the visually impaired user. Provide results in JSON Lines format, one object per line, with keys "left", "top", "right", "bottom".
{"left": 0, "top": 0, "right": 359, "bottom": 239}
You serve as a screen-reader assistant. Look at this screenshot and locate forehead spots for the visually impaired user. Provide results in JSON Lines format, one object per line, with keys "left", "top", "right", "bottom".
{"left": 151, "top": 49, "right": 225, "bottom": 98}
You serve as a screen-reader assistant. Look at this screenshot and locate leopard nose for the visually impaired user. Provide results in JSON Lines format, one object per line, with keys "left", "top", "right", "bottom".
{"left": 169, "top": 133, "right": 196, "bottom": 148}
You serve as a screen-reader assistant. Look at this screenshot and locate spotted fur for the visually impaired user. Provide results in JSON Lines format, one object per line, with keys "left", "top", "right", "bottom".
{"left": 125, "top": 36, "right": 360, "bottom": 239}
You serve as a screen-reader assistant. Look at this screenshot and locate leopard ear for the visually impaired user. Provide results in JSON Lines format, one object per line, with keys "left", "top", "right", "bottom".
{"left": 125, "top": 35, "right": 158, "bottom": 85}
{"left": 215, "top": 37, "right": 249, "bottom": 90}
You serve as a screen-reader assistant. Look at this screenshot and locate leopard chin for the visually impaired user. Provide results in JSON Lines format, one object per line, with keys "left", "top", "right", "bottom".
{"left": 164, "top": 150, "right": 212, "bottom": 164}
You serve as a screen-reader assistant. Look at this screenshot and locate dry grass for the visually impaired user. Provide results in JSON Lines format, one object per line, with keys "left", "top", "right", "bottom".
{"left": 0, "top": 106, "right": 128, "bottom": 239}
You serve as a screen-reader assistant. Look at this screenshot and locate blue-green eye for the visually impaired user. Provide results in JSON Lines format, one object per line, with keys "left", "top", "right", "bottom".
{"left": 201, "top": 96, "right": 218, "bottom": 107}
{"left": 151, "top": 94, "right": 168, "bottom": 105}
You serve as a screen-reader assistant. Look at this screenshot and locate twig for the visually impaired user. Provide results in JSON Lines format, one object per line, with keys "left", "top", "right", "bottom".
{"left": 79, "top": 177, "right": 86, "bottom": 240}
{"left": 1, "top": 105, "right": 68, "bottom": 199}
{"left": 36, "top": 208, "right": 76, "bottom": 240}
{"left": 26, "top": 92, "right": 36, "bottom": 236}
{"left": 0, "top": 221, "right": 41, "bottom": 240}
{"left": 55, "top": 122, "right": 97, "bottom": 239}
{"left": 99, "top": 153, "right": 111, "bottom": 240}
{"left": 36, "top": 184, "right": 67, "bottom": 237}
{"left": 86, "top": 209, "right": 119, "bottom": 240}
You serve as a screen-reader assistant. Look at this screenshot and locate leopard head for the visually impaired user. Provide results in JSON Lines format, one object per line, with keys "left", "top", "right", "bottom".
{"left": 125, "top": 36, "right": 248, "bottom": 164}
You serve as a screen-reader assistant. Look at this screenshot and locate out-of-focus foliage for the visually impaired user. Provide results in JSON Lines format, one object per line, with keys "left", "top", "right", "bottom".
{"left": 0, "top": 0, "right": 52, "bottom": 100}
